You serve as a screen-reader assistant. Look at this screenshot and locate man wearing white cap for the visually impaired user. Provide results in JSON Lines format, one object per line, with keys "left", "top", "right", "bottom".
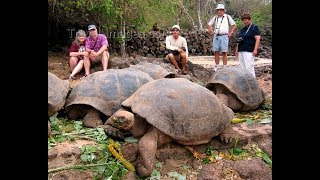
{"left": 208, "top": 4, "right": 236, "bottom": 71}
{"left": 165, "top": 25, "right": 189, "bottom": 75}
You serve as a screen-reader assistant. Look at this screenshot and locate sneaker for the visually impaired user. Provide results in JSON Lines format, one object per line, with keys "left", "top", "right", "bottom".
{"left": 69, "top": 75, "right": 76, "bottom": 80}
{"left": 213, "top": 65, "right": 220, "bottom": 71}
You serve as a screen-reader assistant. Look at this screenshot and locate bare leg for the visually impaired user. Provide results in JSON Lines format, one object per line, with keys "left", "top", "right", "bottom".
{"left": 70, "top": 60, "right": 84, "bottom": 77}
{"left": 222, "top": 52, "right": 228, "bottom": 65}
{"left": 83, "top": 55, "right": 91, "bottom": 76}
{"left": 214, "top": 51, "right": 220, "bottom": 65}
{"left": 180, "top": 52, "right": 187, "bottom": 72}
{"left": 69, "top": 56, "right": 79, "bottom": 71}
{"left": 168, "top": 53, "right": 180, "bottom": 70}
{"left": 101, "top": 51, "right": 109, "bottom": 71}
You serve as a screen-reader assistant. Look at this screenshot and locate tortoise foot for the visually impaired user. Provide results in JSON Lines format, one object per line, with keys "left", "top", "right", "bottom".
{"left": 103, "top": 125, "right": 125, "bottom": 139}
{"left": 219, "top": 125, "right": 237, "bottom": 144}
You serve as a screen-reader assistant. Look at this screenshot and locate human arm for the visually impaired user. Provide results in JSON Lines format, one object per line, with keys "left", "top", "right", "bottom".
{"left": 182, "top": 38, "right": 188, "bottom": 57}
{"left": 69, "top": 43, "right": 88, "bottom": 57}
{"left": 70, "top": 51, "right": 88, "bottom": 57}
{"left": 85, "top": 39, "right": 94, "bottom": 54}
{"left": 96, "top": 35, "right": 109, "bottom": 55}
{"left": 228, "top": 15, "right": 236, "bottom": 37}
{"left": 208, "top": 17, "right": 215, "bottom": 35}
{"left": 95, "top": 45, "right": 108, "bottom": 55}
{"left": 253, "top": 35, "right": 261, "bottom": 56}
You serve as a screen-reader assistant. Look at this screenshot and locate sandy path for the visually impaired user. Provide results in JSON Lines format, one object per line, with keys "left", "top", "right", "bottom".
{"left": 188, "top": 56, "right": 272, "bottom": 68}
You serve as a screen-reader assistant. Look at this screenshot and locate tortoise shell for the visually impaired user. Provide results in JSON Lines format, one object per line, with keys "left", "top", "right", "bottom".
{"left": 121, "top": 78, "right": 233, "bottom": 145}
{"left": 48, "top": 72, "right": 69, "bottom": 116}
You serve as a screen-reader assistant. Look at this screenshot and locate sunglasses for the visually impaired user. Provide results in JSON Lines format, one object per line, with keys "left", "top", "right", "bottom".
{"left": 171, "top": 29, "right": 179, "bottom": 32}
{"left": 217, "top": 9, "right": 224, "bottom": 11}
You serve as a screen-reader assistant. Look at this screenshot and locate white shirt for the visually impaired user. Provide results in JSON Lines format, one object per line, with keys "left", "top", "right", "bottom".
{"left": 165, "top": 35, "right": 189, "bottom": 57}
{"left": 208, "top": 14, "right": 235, "bottom": 34}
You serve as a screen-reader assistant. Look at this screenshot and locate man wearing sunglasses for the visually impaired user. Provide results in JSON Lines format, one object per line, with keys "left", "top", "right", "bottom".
{"left": 165, "top": 25, "right": 189, "bottom": 75}
{"left": 208, "top": 4, "right": 236, "bottom": 71}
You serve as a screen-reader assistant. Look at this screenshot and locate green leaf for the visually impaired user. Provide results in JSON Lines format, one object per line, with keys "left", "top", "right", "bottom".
{"left": 182, "top": 165, "right": 189, "bottom": 170}
{"left": 81, "top": 154, "right": 89, "bottom": 162}
{"left": 148, "top": 169, "right": 161, "bottom": 180}
{"left": 245, "top": 119, "right": 253, "bottom": 125}
{"left": 124, "top": 136, "right": 139, "bottom": 143}
{"left": 168, "top": 171, "right": 186, "bottom": 180}
{"left": 259, "top": 118, "right": 272, "bottom": 124}
{"left": 155, "top": 162, "right": 162, "bottom": 168}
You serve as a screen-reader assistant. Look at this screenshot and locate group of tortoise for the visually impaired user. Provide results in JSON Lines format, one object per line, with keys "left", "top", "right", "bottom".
{"left": 48, "top": 63, "right": 265, "bottom": 177}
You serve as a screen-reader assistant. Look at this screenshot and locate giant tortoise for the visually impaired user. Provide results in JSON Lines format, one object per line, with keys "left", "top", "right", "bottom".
{"left": 103, "top": 78, "right": 234, "bottom": 177}
{"left": 205, "top": 66, "right": 265, "bottom": 111}
{"left": 65, "top": 69, "right": 154, "bottom": 128}
{"left": 128, "top": 62, "right": 175, "bottom": 79}
{"left": 48, "top": 72, "right": 70, "bottom": 116}
{"left": 48, "top": 72, "right": 70, "bottom": 136}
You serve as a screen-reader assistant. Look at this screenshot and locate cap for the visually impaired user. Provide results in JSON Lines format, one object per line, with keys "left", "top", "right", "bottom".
{"left": 171, "top": 25, "right": 180, "bottom": 30}
{"left": 88, "top": 24, "right": 97, "bottom": 31}
{"left": 216, "top": 4, "right": 225, "bottom": 10}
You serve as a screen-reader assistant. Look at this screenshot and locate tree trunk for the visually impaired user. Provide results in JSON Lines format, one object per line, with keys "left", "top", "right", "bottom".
{"left": 195, "top": 0, "right": 203, "bottom": 30}
{"left": 120, "top": 18, "right": 126, "bottom": 57}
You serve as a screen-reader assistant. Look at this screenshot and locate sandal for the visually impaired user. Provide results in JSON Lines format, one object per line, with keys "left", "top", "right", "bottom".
{"left": 176, "top": 68, "right": 182, "bottom": 75}
{"left": 69, "top": 75, "right": 76, "bottom": 80}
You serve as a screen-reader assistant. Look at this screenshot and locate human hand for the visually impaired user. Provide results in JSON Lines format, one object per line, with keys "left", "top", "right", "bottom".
{"left": 253, "top": 49, "right": 258, "bottom": 56}
{"left": 82, "top": 51, "right": 89, "bottom": 56}
{"left": 91, "top": 51, "right": 97, "bottom": 57}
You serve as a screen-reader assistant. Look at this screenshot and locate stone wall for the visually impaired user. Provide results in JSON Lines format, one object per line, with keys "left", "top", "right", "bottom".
{"left": 108, "top": 29, "right": 272, "bottom": 59}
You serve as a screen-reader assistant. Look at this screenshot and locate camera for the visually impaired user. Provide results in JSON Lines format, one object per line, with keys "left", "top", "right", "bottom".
{"left": 237, "top": 37, "right": 244, "bottom": 42}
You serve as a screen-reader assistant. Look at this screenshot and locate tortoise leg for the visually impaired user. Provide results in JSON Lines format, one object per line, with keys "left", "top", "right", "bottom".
{"left": 83, "top": 108, "right": 103, "bottom": 128}
{"left": 218, "top": 124, "right": 237, "bottom": 143}
{"left": 136, "top": 126, "right": 172, "bottom": 177}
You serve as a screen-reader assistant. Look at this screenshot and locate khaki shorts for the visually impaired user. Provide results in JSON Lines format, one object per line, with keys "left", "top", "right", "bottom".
{"left": 90, "top": 51, "right": 109, "bottom": 64}
{"left": 165, "top": 54, "right": 181, "bottom": 62}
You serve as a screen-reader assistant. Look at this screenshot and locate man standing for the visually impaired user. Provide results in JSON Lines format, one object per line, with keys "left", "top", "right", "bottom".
{"left": 208, "top": 4, "right": 236, "bottom": 71}
{"left": 83, "top": 24, "right": 109, "bottom": 78}
{"left": 165, "top": 25, "right": 189, "bottom": 75}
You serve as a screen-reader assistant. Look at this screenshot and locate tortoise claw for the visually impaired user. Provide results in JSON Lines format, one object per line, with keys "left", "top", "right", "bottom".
{"left": 103, "top": 125, "right": 125, "bottom": 139}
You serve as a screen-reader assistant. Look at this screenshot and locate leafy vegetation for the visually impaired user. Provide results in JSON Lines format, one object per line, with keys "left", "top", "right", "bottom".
{"left": 48, "top": 0, "right": 272, "bottom": 48}
{"left": 48, "top": 115, "right": 130, "bottom": 179}
{"left": 48, "top": 97, "right": 272, "bottom": 178}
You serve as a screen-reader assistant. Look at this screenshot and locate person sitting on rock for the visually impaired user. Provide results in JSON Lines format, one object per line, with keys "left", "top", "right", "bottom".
{"left": 82, "top": 24, "right": 109, "bottom": 79}
{"left": 68, "top": 29, "right": 88, "bottom": 80}
{"left": 164, "top": 25, "right": 189, "bottom": 75}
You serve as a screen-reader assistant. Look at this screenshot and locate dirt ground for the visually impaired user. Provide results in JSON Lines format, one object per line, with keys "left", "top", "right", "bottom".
{"left": 48, "top": 52, "right": 272, "bottom": 179}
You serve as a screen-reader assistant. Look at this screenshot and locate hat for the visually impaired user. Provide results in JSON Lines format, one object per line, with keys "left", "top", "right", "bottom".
{"left": 171, "top": 25, "right": 180, "bottom": 30}
{"left": 88, "top": 24, "right": 97, "bottom": 30}
{"left": 216, "top": 4, "right": 225, "bottom": 10}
